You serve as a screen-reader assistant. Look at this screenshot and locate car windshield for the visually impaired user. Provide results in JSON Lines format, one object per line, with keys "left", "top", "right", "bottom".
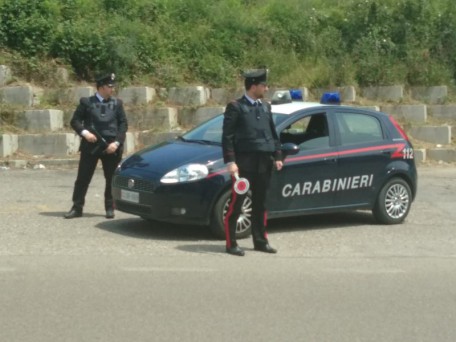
{"left": 181, "top": 113, "right": 288, "bottom": 144}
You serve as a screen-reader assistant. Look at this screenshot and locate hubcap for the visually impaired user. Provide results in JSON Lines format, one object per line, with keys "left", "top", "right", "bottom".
{"left": 385, "top": 183, "right": 410, "bottom": 219}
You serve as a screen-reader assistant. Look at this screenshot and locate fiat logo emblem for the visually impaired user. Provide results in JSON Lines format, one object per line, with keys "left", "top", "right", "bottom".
{"left": 127, "top": 179, "right": 135, "bottom": 189}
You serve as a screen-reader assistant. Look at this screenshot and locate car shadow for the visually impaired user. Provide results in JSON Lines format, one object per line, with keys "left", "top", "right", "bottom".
{"left": 40, "top": 211, "right": 105, "bottom": 218}
{"left": 95, "top": 217, "right": 214, "bottom": 242}
{"left": 267, "top": 211, "right": 377, "bottom": 234}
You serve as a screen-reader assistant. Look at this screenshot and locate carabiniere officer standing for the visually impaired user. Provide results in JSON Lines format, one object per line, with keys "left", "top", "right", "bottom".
{"left": 222, "top": 68, "right": 283, "bottom": 256}
{"left": 64, "top": 73, "right": 128, "bottom": 219}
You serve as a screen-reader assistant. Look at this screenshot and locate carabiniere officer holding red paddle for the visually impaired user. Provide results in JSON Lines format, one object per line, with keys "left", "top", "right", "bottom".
{"left": 222, "top": 68, "right": 283, "bottom": 256}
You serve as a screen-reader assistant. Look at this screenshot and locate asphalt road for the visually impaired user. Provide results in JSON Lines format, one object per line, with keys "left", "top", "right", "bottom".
{"left": 0, "top": 164, "right": 455, "bottom": 342}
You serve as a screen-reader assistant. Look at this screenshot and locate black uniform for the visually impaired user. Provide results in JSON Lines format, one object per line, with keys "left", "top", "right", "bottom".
{"left": 68, "top": 94, "right": 128, "bottom": 214}
{"left": 222, "top": 95, "right": 282, "bottom": 249}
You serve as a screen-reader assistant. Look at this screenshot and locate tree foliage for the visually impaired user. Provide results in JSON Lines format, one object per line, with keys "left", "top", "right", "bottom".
{"left": 0, "top": 0, "right": 455, "bottom": 87}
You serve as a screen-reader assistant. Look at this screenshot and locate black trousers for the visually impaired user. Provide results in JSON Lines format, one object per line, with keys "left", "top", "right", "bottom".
{"left": 71, "top": 147, "right": 122, "bottom": 211}
{"left": 224, "top": 153, "right": 273, "bottom": 248}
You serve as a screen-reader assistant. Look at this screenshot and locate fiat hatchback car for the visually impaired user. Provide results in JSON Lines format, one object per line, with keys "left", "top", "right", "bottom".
{"left": 112, "top": 94, "right": 417, "bottom": 239}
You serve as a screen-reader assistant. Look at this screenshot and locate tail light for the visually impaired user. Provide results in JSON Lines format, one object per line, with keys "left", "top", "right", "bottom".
{"left": 388, "top": 115, "right": 409, "bottom": 140}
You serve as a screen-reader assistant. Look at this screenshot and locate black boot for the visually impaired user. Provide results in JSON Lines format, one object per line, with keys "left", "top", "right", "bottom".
{"left": 64, "top": 206, "right": 82, "bottom": 219}
{"left": 254, "top": 241, "right": 277, "bottom": 254}
{"left": 105, "top": 208, "right": 115, "bottom": 219}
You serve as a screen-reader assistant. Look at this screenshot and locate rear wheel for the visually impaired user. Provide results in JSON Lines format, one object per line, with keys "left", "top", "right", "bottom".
{"left": 209, "top": 190, "right": 252, "bottom": 240}
{"left": 373, "top": 178, "right": 412, "bottom": 224}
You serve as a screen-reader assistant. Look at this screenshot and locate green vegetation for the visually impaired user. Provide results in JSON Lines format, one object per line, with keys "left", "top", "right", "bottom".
{"left": 1, "top": 0, "right": 456, "bottom": 88}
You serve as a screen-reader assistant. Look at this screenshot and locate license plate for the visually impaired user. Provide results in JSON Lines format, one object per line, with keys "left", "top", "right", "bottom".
{"left": 121, "top": 189, "right": 139, "bottom": 203}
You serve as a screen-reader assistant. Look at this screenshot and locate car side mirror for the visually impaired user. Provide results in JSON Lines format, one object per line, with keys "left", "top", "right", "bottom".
{"left": 281, "top": 143, "right": 299, "bottom": 158}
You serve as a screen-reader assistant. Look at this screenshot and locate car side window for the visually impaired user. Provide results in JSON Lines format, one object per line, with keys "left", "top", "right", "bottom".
{"left": 280, "top": 113, "right": 330, "bottom": 150}
{"left": 336, "top": 112, "right": 383, "bottom": 145}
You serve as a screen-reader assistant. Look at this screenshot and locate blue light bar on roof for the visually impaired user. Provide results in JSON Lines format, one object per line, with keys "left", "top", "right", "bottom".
{"left": 320, "top": 92, "right": 341, "bottom": 105}
{"left": 289, "top": 89, "right": 303, "bottom": 100}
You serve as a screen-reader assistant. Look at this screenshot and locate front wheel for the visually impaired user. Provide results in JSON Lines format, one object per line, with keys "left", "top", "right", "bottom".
{"left": 373, "top": 178, "right": 412, "bottom": 224}
{"left": 209, "top": 190, "right": 252, "bottom": 240}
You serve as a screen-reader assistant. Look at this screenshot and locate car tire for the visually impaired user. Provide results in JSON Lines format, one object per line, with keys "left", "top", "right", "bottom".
{"left": 209, "top": 190, "right": 252, "bottom": 240}
{"left": 373, "top": 178, "right": 412, "bottom": 224}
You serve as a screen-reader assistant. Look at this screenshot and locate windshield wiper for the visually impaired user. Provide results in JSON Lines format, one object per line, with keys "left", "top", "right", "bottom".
{"left": 178, "top": 136, "right": 221, "bottom": 145}
{"left": 188, "top": 139, "right": 214, "bottom": 145}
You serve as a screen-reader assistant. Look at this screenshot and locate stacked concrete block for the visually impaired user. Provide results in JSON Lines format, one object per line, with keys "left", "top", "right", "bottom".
{"left": 427, "top": 148, "right": 456, "bottom": 162}
{"left": 71, "top": 86, "right": 95, "bottom": 104}
{"left": 427, "top": 105, "right": 456, "bottom": 120}
{"left": 138, "top": 130, "right": 183, "bottom": 148}
{"left": 178, "top": 107, "right": 196, "bottom": 128}
{"left": 168, "top": 86, "right": 208, "bottom": 106}
{"left": 122, "top": 132, "right": 137, "bottom": 156}
{"left": 0, "top": 134, "right": 18, "bottom": 157}
{"left": 194, "top": 106, "right": 224, "bottom": 125}
{"left": 0, "top": 65, "right": 12, "bottom": 87}
{"left": 18, "top": 133, "right": 80, "bottom": 157}
{"left": 0, "top": 85, "right": 43, "bottom": 106}
{"left": 211, "top": 88, "right": 230, "bottom": 105}
{"left": 358, "top": 106, "right": 380, "bottom": 111}
{"left": 118, "top": 87, "right": 156, "bottom": 105}
{"left": 142, "top": 107, "right": 178, "bottom": 130}
{"left": 411, "top": 86, "right": 447, "bottom": 104}
{"left": 340, "top": 86, "right": 356, "bottom": 102}
{"left": 380, "top": 105, "right": 427, "bottom": 123}
{"left": 55, "top": 67, "right": 70, "bottom": 84}
{"left": 362, "top": 86, "right": 404, "bottom": 102}
{"left": 17, "top": 109, "right": 63, "bottom": 132}
{"left": 414, "top": 149, "right": 426, "bottom": 163}
{"left": 409, "top": 126, "right": 451, "bottom": 145}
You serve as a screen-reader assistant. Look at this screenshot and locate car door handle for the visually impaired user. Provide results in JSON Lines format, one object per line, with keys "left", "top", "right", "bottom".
{"left": 323, "top": 157, "right": 337, "bottom": 163}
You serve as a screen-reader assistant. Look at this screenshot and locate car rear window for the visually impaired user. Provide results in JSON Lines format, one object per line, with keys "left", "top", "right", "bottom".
{"left": 335, "top": 112, "right": 384, "bottom": 145}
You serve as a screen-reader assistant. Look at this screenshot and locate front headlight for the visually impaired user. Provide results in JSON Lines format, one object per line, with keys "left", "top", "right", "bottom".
{"left": 160, "top": 164, "right": 209, "bottom": 184}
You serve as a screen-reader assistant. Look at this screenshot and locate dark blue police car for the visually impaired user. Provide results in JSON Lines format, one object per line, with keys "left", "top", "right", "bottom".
{"left": 112, "top": 92, "right": 417, "bottom": 239}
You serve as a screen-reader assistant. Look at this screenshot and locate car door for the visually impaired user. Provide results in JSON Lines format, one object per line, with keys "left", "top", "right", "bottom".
{"left": 267, "top": 110, "right": 338, "bottom": 217}
{"left": 330, "top": 109, "right": 391, "bottom": 207}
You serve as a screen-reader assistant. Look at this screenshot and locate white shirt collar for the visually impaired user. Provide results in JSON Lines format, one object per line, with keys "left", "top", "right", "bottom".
{"left": 95, "top": 92, "right": 104, "bottom": 102}
{"left": 244, "top": 94, "right": 261, "bottom": 105}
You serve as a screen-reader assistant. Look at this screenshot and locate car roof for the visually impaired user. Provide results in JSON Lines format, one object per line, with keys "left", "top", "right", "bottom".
{"left": 271, "top": 101, "right": 328, "bottom": 115}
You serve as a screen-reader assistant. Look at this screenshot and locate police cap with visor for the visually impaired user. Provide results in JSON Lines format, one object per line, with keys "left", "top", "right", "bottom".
{"left": 96, "top": 73, "right": 116, "bottom": 88}
{"left": 243, "top": 68, "right": 268, "bottom": 87}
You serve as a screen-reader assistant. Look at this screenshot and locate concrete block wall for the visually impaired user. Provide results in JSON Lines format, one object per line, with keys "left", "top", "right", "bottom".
{"left": 0, "top": 85, "right": 43, "bottom": 106}
{"left": 0, "top": 68, "right": 455, "bottom": 164}
{"left": 168, "top": 86, "right": 209, "bottom": 106}
{"left": 427, "top": 105, "right": 456, "bottom": 120}
{"left": 17, "top": 109, "right": 64, "bottom": 132}
{"left": 427, "top": 149, "right": 456, "bottom": 162}
{"left": 409, "top": 126, "right": 452, "bottom": 145}
{"left": 380, "top": 105, "right": 427, "bottom": 123}
{"left": 411, "top": 86, "right": 447, "bottom": 104}
{"left": 118, "top": 87, "right": 156, "bottom": 105}
{"left": 18, "top": 133, "right": 80, "bottom": 157}
{"left": 0, "top": 134, "right": 18, "bottom": 157}
{"left": 0, "top": 65, "right": 12, "bottom": 87}
{"left": 362, "top": 86, "right": 404, "bottom": 102}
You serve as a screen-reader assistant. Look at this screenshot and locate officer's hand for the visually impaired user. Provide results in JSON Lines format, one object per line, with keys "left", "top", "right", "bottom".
{"left": 227, "top": 162, "right": 238, "bottom": 176}
{"left": 105, "top": 142, "right": 118, "bottom": 154}
{"left": 275, "top": 160, "right": 283, "bottom": 171}
{"left": 84, "top": 132, "right": 97, "bottom": 143}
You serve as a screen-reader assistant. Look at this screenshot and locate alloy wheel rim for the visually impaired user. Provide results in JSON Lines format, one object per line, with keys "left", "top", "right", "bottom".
{"left": 385, "top": 184, "right": 410, "bottom": 219}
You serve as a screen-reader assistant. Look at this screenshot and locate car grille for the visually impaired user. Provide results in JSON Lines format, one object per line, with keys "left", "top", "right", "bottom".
{"left": 113, "top": 175, "right": 156, "bottom": 193}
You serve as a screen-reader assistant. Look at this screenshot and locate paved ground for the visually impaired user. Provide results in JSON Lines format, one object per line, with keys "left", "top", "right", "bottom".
{"left": 0, "top": 164, "right": 455, "bottom": 341}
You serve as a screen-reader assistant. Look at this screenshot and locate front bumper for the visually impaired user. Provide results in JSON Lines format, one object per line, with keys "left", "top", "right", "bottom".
{"left": 112, "top": 174, "right": 227, "bottom": 225}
